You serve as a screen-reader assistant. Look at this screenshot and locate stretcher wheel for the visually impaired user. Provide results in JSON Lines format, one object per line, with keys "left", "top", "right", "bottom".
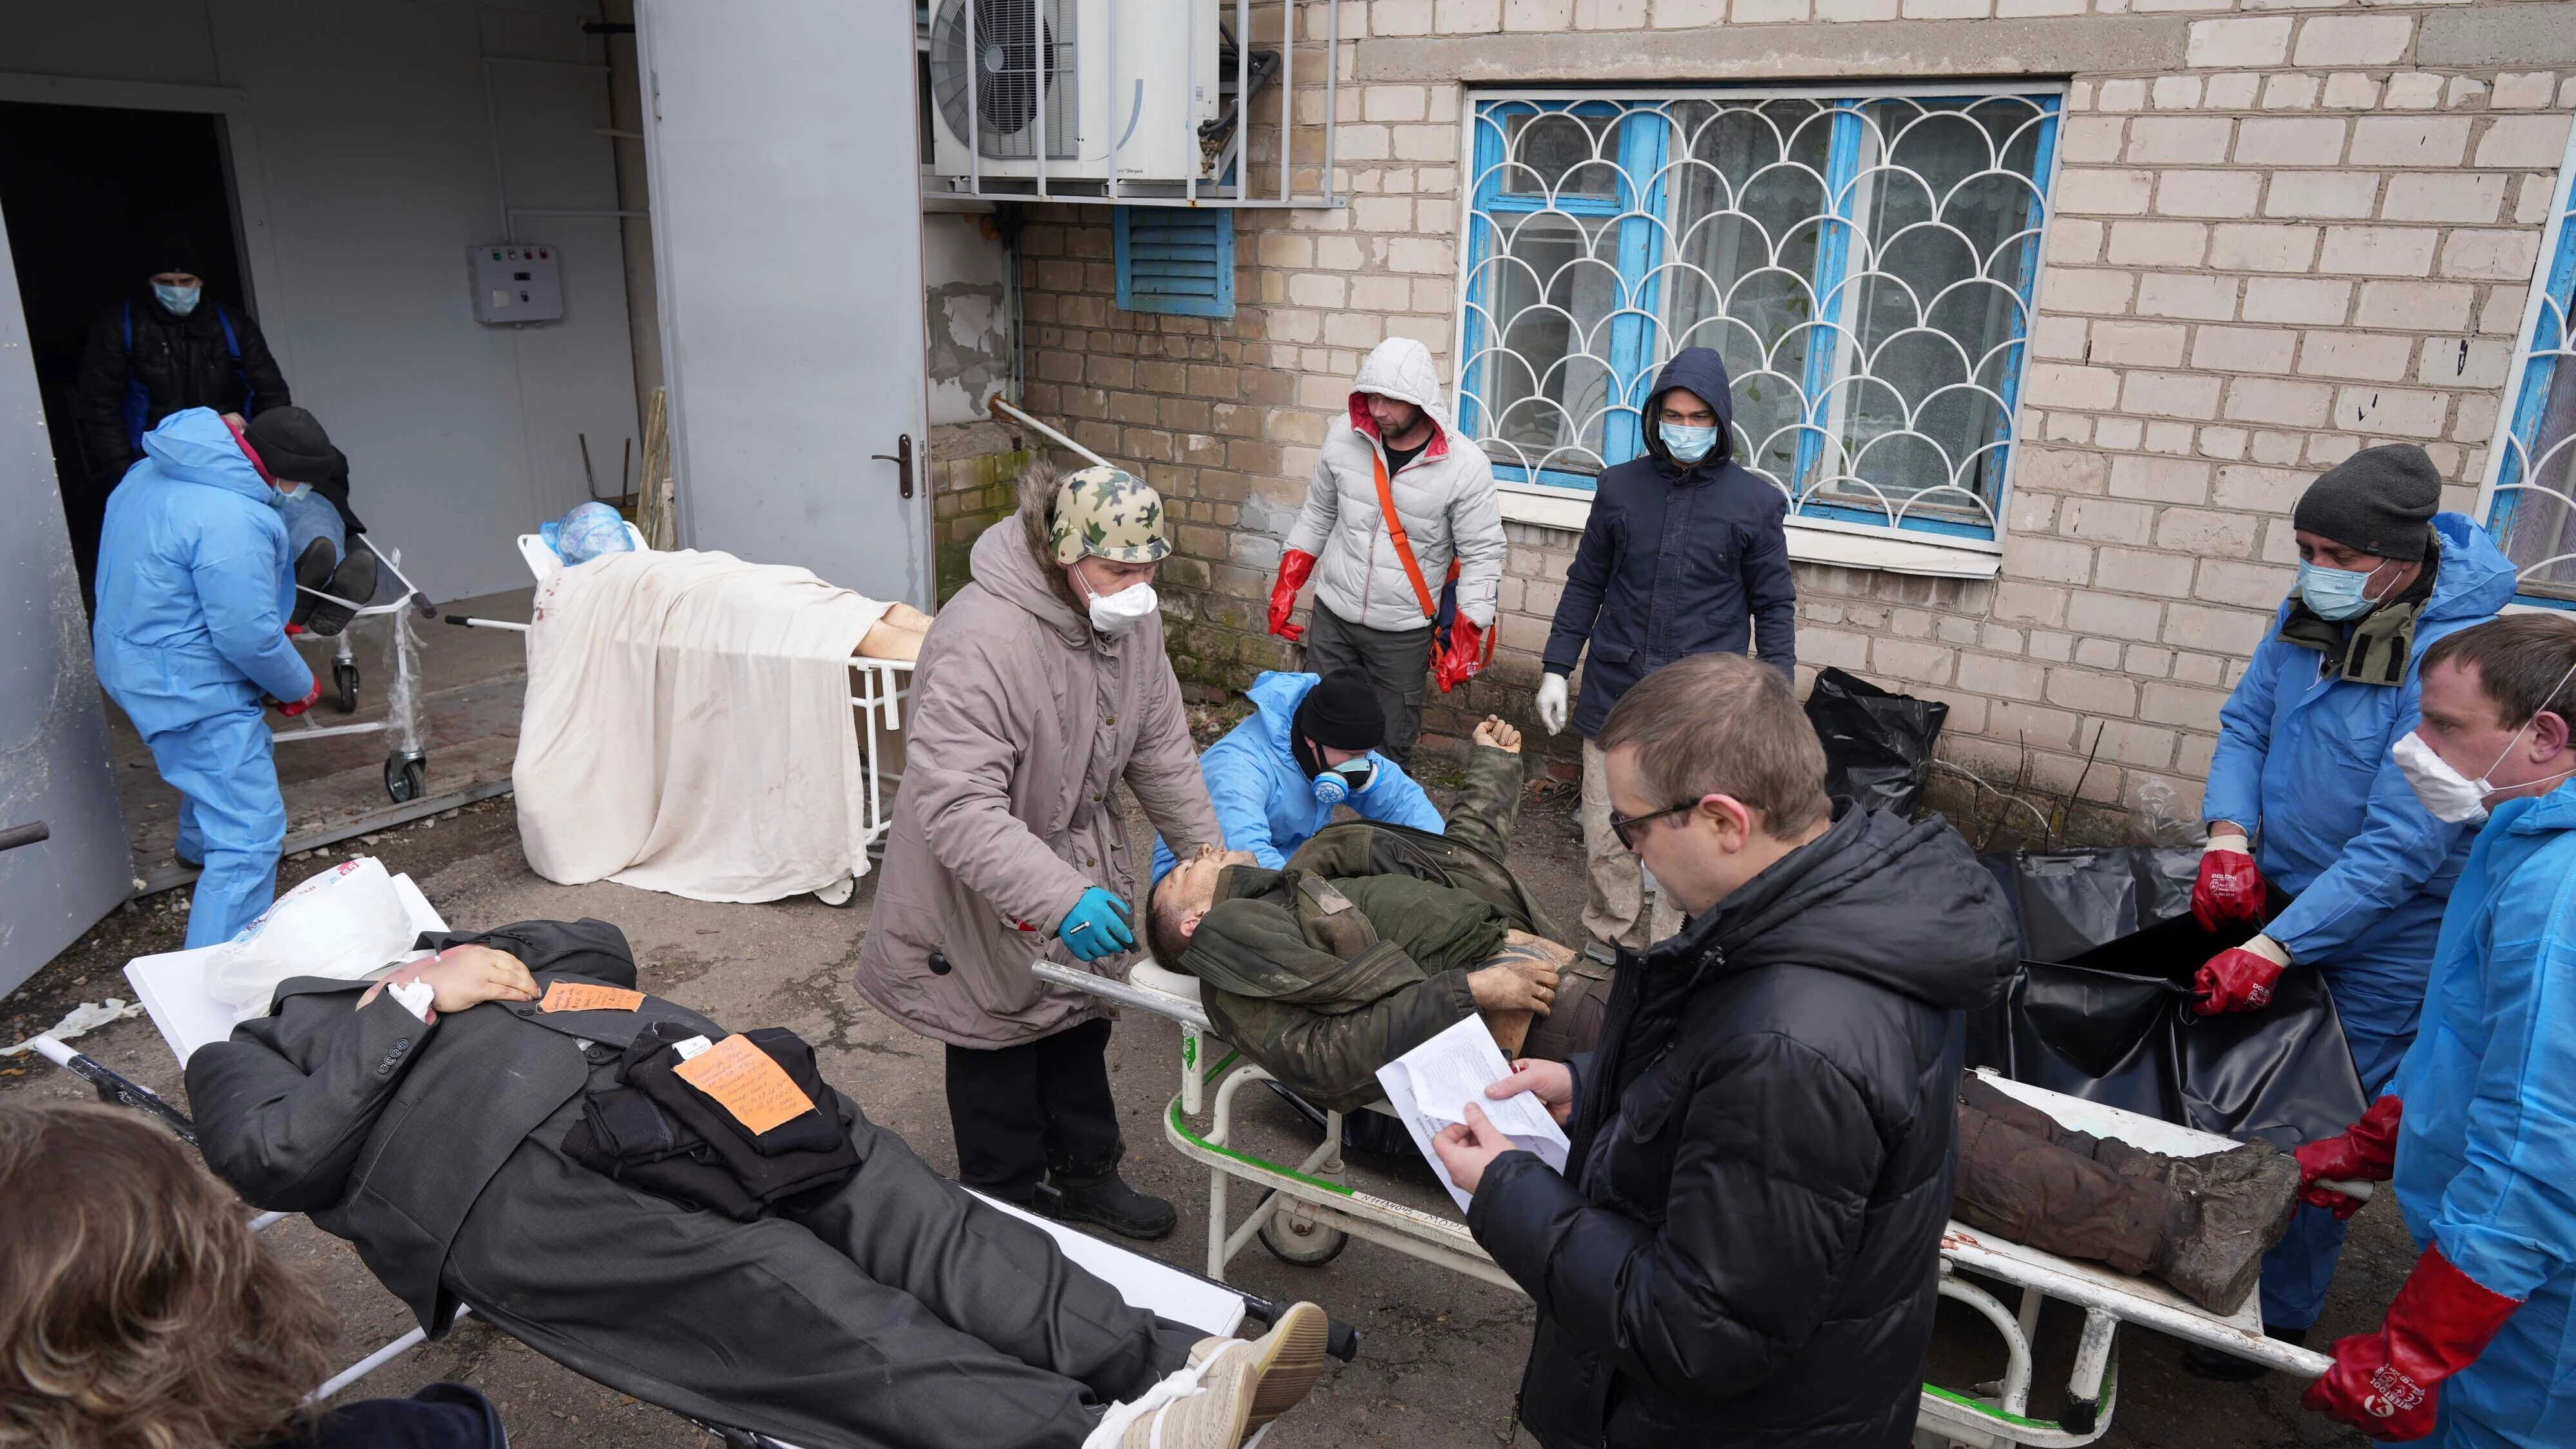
{"left": 332, "top": 659, "right": 360, "bottom": 714}
{"left": 1258, "top": 1202, "right": 1348, "bottom": 1265}
{"left": 385, "top": 753, "right": 426, "bottom": 804}
{"left": 814, "top": 875, "right": 858, "bottom": 907}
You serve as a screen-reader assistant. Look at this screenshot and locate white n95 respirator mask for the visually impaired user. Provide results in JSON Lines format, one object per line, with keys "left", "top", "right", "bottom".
{"left": 1085, "top": 580, "right": 1159, "bottom": 636}
{"left": 2392, "top": 656, "right": 2576, "bottom": 824}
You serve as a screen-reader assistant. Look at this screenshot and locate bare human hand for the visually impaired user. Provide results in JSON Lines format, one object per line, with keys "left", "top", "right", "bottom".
{"left": 1468, "top": 931, "right": 1564, "bottom": 1014}
{"left": 1472, "top": 715, "right": 1522, "bottom": 754}
{"left": 1430, "top": 1101, "right": 1513, "bottom": 1195}
{"left": 1488, "top": 1057, "right": 1575, "bottom": 1126}
{"left": 364, "top": 944, "right": 540, "bottom": 1016}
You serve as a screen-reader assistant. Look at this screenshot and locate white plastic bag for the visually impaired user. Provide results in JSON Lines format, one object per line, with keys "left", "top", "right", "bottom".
{"left": 204, "top": 858, "right": 427, "bottom": 1022}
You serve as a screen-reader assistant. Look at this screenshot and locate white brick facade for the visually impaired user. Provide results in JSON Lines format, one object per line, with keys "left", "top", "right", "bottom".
{"left": 996, "top": 0, "right": 2576, "bottom": 838}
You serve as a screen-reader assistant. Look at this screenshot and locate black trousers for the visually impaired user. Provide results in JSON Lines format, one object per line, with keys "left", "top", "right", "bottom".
{"left": 445, "top": 1073, "right": 1196, "bottom": 1449}
{"left": 1304, "top": 605, "right": 1435, "bottom": 766}
{"left": 944, "top": 1016, "right": 1123, "bottom": 1201}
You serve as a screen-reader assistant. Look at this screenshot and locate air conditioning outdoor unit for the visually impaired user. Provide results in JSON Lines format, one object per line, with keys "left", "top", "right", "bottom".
{"left": 927, "top": 0, "right": 1220, "bottom": 184}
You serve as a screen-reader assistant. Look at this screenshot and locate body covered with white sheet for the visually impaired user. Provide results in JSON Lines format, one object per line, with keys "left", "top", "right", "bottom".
{"left": 514, "top": 549, "right": 893, "bottom": 902}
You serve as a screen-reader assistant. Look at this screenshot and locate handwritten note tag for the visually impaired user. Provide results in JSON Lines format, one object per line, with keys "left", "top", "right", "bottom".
{"left": 540, "top": 981, "right": 646, "bottom": 1014}
{"left": 672, "top": 1034, "right": 815, "bottom": 1135}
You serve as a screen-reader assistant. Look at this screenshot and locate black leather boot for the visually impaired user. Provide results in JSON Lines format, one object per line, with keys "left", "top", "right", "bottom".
{"left": 288, "top": 538, "right": 336, "bottom": 629}
{"left": 1046, "top": 1149, "right": 1177, "bottom": 1241}
{"left": 305, "top": 546, "right": 379, "bottom": 638}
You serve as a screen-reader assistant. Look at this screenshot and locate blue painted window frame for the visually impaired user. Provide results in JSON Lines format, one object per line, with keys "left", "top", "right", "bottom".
{"left": 1114, "top": 206, "right": 1236, "bottom": 318}
{"left": 1457, "top": 89, "right": 2061, "bottom": 543}
{"left": 2480, "top": 128, "right": 2576, "bottom": 611}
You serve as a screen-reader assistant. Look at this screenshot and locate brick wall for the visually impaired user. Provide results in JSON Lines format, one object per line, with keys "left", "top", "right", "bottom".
{"left": 987, "top": 0, "right": 2575, "bottom": 837}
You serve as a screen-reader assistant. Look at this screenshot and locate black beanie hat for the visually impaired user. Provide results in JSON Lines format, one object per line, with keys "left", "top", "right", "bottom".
{"left": 1295, "top": 670, "right": 1385, "bottom": 753}
{"left": 241, "top": 407, "right": 339, "bottom": 486}
{"left": 142, "top": 236, "right": 204, "bottom": 281}
{"left": 2293, "top": 444, "right": 2441, "bottom": 561}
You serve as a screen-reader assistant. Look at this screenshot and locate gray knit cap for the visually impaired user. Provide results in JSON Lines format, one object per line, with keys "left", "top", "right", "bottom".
{"left": 2293, "top": 444, "right": 2441, "bottom": 561}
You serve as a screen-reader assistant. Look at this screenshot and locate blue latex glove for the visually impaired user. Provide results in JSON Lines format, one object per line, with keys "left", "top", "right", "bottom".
{"left": 1057, "top": 887, "right": 1135, "bottom": 961}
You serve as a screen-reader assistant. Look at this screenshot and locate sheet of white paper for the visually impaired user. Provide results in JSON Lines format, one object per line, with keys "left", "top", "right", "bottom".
{"left": 1376, "top": 1014, "right": 1571, "bottom": 1213}
{"left": 126, "top": 871, "right": 448, "bottom": 1066}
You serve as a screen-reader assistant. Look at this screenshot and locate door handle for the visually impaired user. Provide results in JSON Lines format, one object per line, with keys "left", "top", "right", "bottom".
{"left": 871, "top": 433, "right": 914, "bottom": 500}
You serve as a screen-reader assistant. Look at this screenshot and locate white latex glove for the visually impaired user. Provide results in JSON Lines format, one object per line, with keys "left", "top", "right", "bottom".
{"left": 1535, "top": 674, "right": 1569, "bottom": 736}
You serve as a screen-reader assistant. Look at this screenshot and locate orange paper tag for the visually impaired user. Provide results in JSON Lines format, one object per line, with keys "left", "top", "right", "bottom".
{"left": 540, "top": 981, "right": 647, "bottom": 1014}
{"left": 672, "top": 1034, "right": 815, "bottom": 1135}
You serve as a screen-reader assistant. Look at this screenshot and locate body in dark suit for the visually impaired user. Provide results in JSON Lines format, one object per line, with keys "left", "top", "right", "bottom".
{"left": 185, "top": 919, "right": 1195, "bottom": 1449}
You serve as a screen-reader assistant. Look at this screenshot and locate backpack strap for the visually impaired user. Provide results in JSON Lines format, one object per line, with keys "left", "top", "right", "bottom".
{"left": 214, "top": 306, "right": 254, "bottom": 415}
{"left": 1368, "top": 445, "right": 1438, "bottom": 620}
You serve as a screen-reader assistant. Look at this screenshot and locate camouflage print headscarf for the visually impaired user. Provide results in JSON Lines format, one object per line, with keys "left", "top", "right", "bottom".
{"left": 1048, "top": 465, "right": 1172, "bottom": 565}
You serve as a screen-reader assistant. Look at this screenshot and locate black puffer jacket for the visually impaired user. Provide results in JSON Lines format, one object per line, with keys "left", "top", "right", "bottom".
{"left": 1540, "top": 347, "right": 1797, "bottom": 738}
{"left": 1468, "top": 803, "right": 2018, "bottom": 1448}
{"left": 74, "top": 294, "right": 292, "bottom": 487}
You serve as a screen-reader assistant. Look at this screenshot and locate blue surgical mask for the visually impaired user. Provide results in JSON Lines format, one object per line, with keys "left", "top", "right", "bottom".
{"left": 2297, "top": 559, "right": 2389, "bottom": 621}
{"left": 274, "top": 480, "right": 313, "bottom": 503}
{"left": 153, "top": 282, "right": 202, "bottom": 316}
{"left": 1660, "top": 422, "right": 1718, "bottom": 466}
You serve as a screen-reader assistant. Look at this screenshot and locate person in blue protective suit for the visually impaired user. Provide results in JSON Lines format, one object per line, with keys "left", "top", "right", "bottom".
{"left": 2183, "top": 444, "right": 2515, "bottom": 1378}
{"left": 92, "top": 407, "right": 319, "bottom": 949}
{"left": 1148, "top": 668, "right": 1443, "bottom": 889}
{"left": 2291, "top": 613, "right": 2576, "bottom": 1445}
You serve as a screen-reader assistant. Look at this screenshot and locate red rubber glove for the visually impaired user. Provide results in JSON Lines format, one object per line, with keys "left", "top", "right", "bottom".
{"left": 2303, "top": 1247, "right": 2519, "bottom": 1439}
{"left": 270, "top": 680, "right": 323, "bottom": 718}
{"left": 1434, "top": 613, "right": 1490, "bottom": 693}
{"left": 2193, "top": 934, "right": 2289, "bottom": 1016}
{"left": 2295, "top": 1095, "right": 2402, "bottom": 1219}
{"left": 2192, "top": 833, "right": 2266, "bottom": 931}
{"left": 1267, "top": 549, "right": 1316, "bottom": 643}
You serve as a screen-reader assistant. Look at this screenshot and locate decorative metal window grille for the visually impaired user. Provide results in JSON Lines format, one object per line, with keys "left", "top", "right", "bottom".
{"left": 1457, "top": 88, "right": 2061, "bottom": 540}
{"left": 2481, "top": 129, "right": 2576, "bottom": 608}
{"left": 1115, "top": 205, "right": 1236, "bottom": 317}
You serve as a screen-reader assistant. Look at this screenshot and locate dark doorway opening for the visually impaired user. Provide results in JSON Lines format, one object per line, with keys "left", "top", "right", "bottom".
{"left": 0, "top": 101, "right": 249, "bottom": 609}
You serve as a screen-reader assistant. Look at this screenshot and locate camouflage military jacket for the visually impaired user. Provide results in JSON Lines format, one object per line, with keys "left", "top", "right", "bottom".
{"left": 1180, "top": 743, "right": 1555, "bottom": 1112}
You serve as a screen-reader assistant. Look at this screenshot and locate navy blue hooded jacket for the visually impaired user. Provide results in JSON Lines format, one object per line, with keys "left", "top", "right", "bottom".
{"left": 1542, "top": 348, "right": 1797, "bottom": 738}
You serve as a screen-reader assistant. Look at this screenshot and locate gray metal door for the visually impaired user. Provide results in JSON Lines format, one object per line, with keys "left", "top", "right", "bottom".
{"left": 0, "top": 225, "right": 133, "bottom": 996}
{"left": 636, "top": 0, "right": 933, "bottom": 604}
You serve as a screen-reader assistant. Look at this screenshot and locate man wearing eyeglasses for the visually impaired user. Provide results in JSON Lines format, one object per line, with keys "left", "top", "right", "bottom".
{"left": 1431, "top": 652, "right": 2016, "bottom": 1449}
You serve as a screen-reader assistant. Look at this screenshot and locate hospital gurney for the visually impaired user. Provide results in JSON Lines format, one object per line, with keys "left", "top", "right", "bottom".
{"left": 33, "top": 911, "right": 1356, "bottom": 1449}
{"left": 1034, "top": 960, "right": 2340, "bottom": 1448}
{"left": 445, "top": 527, "right": 916, "bottom": 904}
{"left": 276, "top": 538, "right": 443, "bottom": 804}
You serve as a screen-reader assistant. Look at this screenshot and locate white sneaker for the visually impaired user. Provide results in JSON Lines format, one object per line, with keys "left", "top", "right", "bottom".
{"left": 1187, "top": 1302, "right": 1330, "bottom": 1432}
{"left": 1094, "top": 1341, "right": 1258, "bottom": 1449}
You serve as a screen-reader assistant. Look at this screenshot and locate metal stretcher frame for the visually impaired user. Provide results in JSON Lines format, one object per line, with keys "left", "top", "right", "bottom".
{"left": 1033, "top": 961, "right": 2340, "bottom": 1448}
{"left": 446, "top": 529, "right": 917, "bottom": 887}
{"left": 276, "top": 538, "right": 444, "bottom": 804}
{"left": 29, "top": 1019, "right": 1338, "bottom": 1449}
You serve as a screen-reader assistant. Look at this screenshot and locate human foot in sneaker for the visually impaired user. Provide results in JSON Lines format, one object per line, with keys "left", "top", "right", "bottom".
{"left": 1187, "top": 1300, "right": 1330, "bottom": 1433}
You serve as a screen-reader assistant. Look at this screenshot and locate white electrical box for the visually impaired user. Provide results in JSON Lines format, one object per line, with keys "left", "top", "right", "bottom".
{"left": 468, "top": 243, "right": 564, "bottom": 325}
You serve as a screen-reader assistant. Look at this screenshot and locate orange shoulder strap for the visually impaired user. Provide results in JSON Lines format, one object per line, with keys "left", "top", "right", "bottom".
{"left": 1369, "top": 446, "right": 1439, "bottom": 620}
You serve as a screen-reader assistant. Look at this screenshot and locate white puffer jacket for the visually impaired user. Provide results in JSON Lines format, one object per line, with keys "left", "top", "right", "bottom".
{"left": 1284, "top": 337, "right": 1507, "bottom": 634}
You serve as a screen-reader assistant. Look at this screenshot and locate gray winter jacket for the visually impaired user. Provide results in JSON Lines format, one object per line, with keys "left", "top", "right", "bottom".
{"left": 1284, "top": 337, "right": 1508, "bottom": 634}
{"left": 850, "top": 506, "right": 1221, "bottom": 1049}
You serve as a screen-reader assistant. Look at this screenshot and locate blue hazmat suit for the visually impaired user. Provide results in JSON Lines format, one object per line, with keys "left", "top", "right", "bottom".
{"left": 2385, "top": 780, "right": 2576, "bottom": 1447}
{"left": 93, "top": 408, "right": 313, "bottom": 949}
{"left": 1150, "top": 670, "right": 1444, "bottom": 888}
{"left": 2200, "top": 511, "right": 2516, "bottom": 1328}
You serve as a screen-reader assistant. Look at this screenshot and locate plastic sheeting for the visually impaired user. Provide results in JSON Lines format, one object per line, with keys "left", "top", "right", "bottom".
{"left": 1806, "top": 667, "right": 1948, "bottom": 818}
{"left": 1971, "top": 849, "right": 2369, "bottom": 1150}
